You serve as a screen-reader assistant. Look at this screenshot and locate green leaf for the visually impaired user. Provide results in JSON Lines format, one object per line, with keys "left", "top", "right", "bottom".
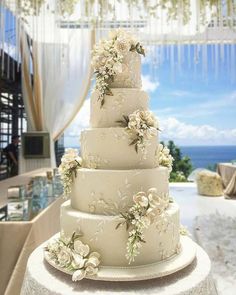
{"left": 129, "top": 138, "right": 139, "bottom": 146}
{"left": 100, "top": 98, "right": 105, "bottom": 108}
{"left": 105, "top": 88, "right": 113, "bottom": 96}
{"left": 115, "top": 222, "right": 123, "bottom": 230}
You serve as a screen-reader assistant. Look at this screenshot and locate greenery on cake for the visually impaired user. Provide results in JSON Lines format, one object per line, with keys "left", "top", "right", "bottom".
{"left": 92, "top": 29, "right": 145, "bottom": 107}
{"left": 59, "top": 148, "right": 82, "bottom": 197}
{"left": 117, "top": 110, "right": 159, "bottom": 157}
{"left": 116, "top": 188, "right": 168, "bottom": 263}
{"left": 45, "top": 232, "right": 101, "bottom": 281}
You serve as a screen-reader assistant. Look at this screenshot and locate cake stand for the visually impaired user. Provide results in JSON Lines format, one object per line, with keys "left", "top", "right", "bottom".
{"left": 20, "top": 238, "right": 217, "bottom": 295}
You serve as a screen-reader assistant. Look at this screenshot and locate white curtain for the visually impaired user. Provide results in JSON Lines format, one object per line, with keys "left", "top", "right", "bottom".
{"left": 20, "top": 22, "right": 94, "bottom": 168}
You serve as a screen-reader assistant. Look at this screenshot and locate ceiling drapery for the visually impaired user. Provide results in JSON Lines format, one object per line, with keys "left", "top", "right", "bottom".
{"left": 1, "top": 0, "right": 236, "bottom": 83}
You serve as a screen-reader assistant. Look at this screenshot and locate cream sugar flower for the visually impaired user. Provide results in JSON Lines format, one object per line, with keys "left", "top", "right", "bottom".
{"left": 116, "top": 188, "right": 168, "bottom": 263}
{"left": 45, "top": 232, "right": 101, "bottom": 282}
{"left": 157, "top": 143, "right": 174, "bottom": 171}
{"left": 57, "top": 246, "right": 72, "bottom": 268}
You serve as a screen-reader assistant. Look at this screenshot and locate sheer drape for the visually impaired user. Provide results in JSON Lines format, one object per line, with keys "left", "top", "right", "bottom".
{"left": 20, "top": 27, "right": 95, "bottom": 167}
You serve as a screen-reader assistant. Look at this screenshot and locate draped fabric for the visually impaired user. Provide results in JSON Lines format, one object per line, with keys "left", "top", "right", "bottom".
{"left": 0, "top": 0, "right": 236, "bottom": 168}
{"left": 20, "top": 27, "right": 95, "bottom": 167}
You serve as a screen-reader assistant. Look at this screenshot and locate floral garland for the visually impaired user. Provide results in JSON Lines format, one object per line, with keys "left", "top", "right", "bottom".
{"left": 59, "top": 148, "right": 82, "bottom": 197}
{"left": 157, "top": 143, "right": 174, "bottom": 171}
{"left": 92, "top": 29, "right": 145, "bottom": 107}
{"left": 116, "top": 188, "right": 168, "bottom": 263}
{"left": 45, "top": 232, "right": 101, "bottom": 281}
{"left": 117, "top": 110, "right": 159, "bottom": 156}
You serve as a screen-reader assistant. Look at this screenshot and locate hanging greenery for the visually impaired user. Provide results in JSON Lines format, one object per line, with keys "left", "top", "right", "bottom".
{"left": 11, "top": 0, "right": 236, "bottom": 27}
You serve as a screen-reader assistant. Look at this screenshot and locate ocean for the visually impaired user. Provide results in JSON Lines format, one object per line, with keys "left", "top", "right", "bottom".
{"left": 180, "top": 146, "right": 236, "bottom": 169}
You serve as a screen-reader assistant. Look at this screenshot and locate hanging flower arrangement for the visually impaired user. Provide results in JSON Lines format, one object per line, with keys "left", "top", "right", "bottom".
{"left": 116, "top": 188, "right": 168, "bottom": 263}
{"left": 58, "top": 148, "right": 82, "bottom": 197}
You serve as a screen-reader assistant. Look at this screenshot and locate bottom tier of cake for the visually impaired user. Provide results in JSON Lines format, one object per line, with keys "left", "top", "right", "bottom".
{"left": 60, "top": 200, "right": 181, "bottom": 267}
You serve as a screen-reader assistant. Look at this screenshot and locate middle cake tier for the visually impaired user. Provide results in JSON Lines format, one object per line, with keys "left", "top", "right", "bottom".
{"left": 71, "top": 167, "right": 169, "bottom": 214}
{"left": 81, "top": 127, "right": 159, "bottom": 169}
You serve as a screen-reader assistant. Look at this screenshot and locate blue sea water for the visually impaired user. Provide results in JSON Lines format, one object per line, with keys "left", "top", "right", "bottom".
{"left": 180, "top": 146, "right": 236, "bottom": 169}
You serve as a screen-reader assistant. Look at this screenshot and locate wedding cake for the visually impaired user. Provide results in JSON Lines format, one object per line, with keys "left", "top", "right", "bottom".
{"left": 45, "top": 29, "right": 196, "bottom": 282}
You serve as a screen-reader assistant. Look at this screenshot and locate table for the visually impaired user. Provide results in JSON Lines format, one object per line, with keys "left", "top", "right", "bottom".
{"left": 217, "top": 163, "right": 236, "bottom": 197}
{"left": 21, "top": 241, "right": 217, "bottom": 295}
{"left": 0, "top": 169, "right": 64, "bottom": 295}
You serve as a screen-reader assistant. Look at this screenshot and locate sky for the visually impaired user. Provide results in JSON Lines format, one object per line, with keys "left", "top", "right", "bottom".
{"left": 65, "top": 44, "right": 236, "bottom": 147}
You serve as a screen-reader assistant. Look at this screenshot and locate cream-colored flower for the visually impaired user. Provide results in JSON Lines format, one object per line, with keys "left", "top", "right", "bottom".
{"left": 133, "top": 192, "right": 149, "bottom": 207}
{"left": 57, "top": 246, "right": 72, "bottom": 268}
{"left": 85, "top": 255, "right": 100, "bottom": 268}
{"left": 114, "top": 38, "right": 130, "bottom": 54}
{"left": 74, "top": 240, "right": 90, "bottom": 257}
{"left": 47, "top": 240, "right": 60, "bottom": 253}
{"left": 71, "top": 252, "right": 86, "bottom": 269}
{"left": 140, "top": 215, "right": 151, "bottom": 228}
{"left": 85, "top": 266, "right": 98, "bottom": 276}
{"left": 72, "top": 269, "right": 86, "bottom": 281}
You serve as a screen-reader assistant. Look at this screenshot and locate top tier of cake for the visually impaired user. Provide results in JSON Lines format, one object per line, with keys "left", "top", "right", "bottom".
{"left": 90, "top": 51, "right": 144, "bottom": 128}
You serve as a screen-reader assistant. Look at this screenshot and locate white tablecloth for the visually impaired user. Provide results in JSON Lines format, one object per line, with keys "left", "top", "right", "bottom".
{"left": 21, "top": 242, "right": 217, "bottom": 295}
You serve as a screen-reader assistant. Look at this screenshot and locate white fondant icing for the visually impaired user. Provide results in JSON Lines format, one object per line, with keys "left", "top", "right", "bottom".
{"left": 109, "top": 51, "right": 142, "bottom": 88}
{"left": 90, "top": 88, "right": 149, "bottom": 128}
{"left": 60, "top": 200, "right": 180, "bottom": 267}
{"left": 80, "top": 128, "right": 159, "bottom": 169}
{"left": 70, "top": 167, "right": 169, "bottom": 214}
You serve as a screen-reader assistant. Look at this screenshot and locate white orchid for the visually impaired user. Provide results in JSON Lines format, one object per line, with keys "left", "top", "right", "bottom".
{"left": 71, "top": 252, "right": 86, "bottom": 269}
{"left": 45, "top": 232, "right": 101, "bottom": 282}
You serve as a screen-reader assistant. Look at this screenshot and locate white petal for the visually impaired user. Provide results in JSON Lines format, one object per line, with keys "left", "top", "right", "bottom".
{"left": 72, "top": 269, "right": 86, "bottom": 281}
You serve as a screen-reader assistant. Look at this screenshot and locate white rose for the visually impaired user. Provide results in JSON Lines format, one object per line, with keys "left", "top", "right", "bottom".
{"left": 133, "top": 192, "right": 149, "bottom": 207}
{"left": 74, "top": 240, "right": 90, "bottom": 257}
{"left": 85, "top": 266, "right": 98, "bottom": 276}
{"left": 85, "top": 252, "right": 100, "bottom": 268}
{"left": 146, "top": 207, "right": 163, "bottom": 223}
{"left": 72, "top": 269, "right": 86, "bottom": 281}
{"left": 57, "top": 246, "right": 72, "bottom": 268}
{"left": 114, "top": 38, "right": 130, "bottom": 54}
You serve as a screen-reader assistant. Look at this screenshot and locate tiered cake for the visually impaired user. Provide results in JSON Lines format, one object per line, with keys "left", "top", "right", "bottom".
{"left": 45, "top": 30, "right": 196, "bottom": 282}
